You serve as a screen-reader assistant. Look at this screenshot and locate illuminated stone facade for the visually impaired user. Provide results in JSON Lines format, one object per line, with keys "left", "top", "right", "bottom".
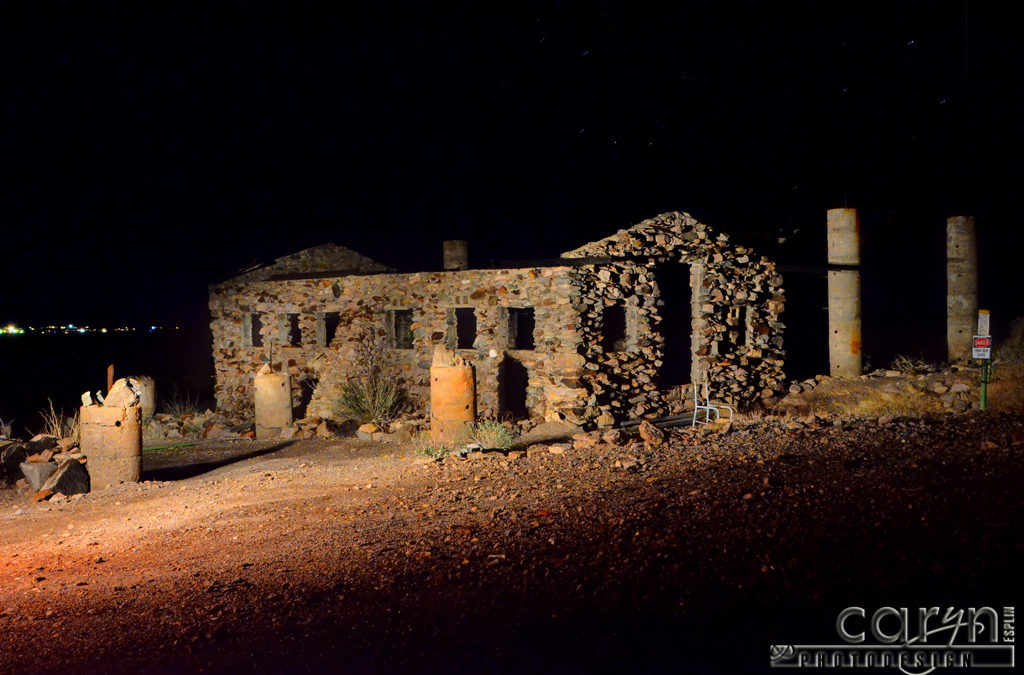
{"left": 208, "top": 212, "right": 786, "bottom": 426}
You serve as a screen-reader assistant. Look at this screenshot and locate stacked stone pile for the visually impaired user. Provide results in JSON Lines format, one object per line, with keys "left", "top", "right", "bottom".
{"left": 563, "top": 211, "right": 786, "bottom": 424}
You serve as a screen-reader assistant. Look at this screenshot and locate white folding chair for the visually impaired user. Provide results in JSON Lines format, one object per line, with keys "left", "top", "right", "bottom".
{"left": 691, "top": 376, "right": 735, "bottom": 427}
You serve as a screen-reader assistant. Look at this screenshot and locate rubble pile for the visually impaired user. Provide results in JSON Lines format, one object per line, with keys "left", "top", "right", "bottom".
{"left": 775, "top": 366, "right": 984, "bottom": 418}
{"left": 0, "top": 433, "right": 89, "bottom": 502}
{"left": 563, "top": 211, "right": 786, "bottom": 423}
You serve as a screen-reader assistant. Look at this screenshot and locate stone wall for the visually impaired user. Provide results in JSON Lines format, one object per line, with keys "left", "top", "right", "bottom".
{"left": 208, "top": 211, "right": 785, "bottom": 427}
{"left": 208, "top": 267, "right": 587, "bottom": 423}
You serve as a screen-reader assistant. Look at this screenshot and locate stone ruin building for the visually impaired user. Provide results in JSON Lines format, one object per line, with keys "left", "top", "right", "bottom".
{"left": 208, "top": 211, "right": 786, "bottom": 428}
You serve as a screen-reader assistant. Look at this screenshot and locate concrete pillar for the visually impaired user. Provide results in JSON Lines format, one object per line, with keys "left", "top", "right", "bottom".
{"left": 443, "top": 240, "right": 469, "bottom": 271}
{"left": 127, "top": 375, "right": 156, "bottom": 422}
{"left": 946, "top": 215, "right": 978, "bottom": 363}
{"left": 827, "top": 208, "right": 862, "bottom": 377}
{"left": 430, "top": 347, "right": 475, "bottom": 443}
{"left": 80, "top": 404, "right": 142, "bottom": 490}
{"left": 255, "top": 370, "right": 292, "bottom": 440}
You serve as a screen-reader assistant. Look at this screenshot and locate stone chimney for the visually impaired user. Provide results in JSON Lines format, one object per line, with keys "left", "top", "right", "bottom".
{"left": 443, "top": 240, "right": 469, "bottom": 270}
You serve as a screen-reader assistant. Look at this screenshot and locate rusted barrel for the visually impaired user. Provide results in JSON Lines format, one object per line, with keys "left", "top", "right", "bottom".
{"left": 255, "top": 370, "right": 292, "bottom": 440}
{"left": 80, "top": 404, "right": 142, "bottom": 490}
{"left": 430, "top": 355, "right": 475, "bottom": 444}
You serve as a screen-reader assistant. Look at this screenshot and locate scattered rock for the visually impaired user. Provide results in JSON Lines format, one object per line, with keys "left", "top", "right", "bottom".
{"left": 31, "top": 489, "right": 54, "bottom": 503}
{"left": 356, "top": 423, "right": 380, "bottom": 441}
{"left": 949, "top": 383, "right": 970, "bottom": 393}
{"left": 548, "top": 444, "right": 569, "bottom": 455}
{"left": 614, "top": 458, "right": 640, "bottom": 473}
{"left": 637, "top": 421, "right": 665, "bottom": 445}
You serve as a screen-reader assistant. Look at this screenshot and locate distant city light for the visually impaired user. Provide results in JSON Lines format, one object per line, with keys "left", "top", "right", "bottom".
{"left": 0, "top": 324, "right": 179, "bottom": 337}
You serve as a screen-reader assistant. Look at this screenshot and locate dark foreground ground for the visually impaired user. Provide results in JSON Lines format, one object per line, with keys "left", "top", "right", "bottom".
{"left": 1, "top": 412, "right": 1022, "bottom": 674}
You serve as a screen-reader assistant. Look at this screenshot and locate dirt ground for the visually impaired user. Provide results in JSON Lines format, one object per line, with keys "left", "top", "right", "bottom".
{"left": 1, "top": 412, "right": 1022, "bottom": 674}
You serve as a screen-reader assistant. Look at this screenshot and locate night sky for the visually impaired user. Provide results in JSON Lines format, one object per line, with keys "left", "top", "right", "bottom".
{"left": 2, "top": 1, "right": 1020, "bottom": 333}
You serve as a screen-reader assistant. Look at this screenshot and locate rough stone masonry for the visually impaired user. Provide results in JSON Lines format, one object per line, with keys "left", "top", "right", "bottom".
{"left": 208, "top": 211, "right": 785, "bottom": 427}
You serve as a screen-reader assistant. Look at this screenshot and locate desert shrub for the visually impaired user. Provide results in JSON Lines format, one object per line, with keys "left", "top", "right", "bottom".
{"left": 468, "top": 420, "right": 519, "bottom": 449}
{"left": 889, "top": 354, "right": 938, "bottom": 374}
{"left": 0, "top": 418, "right": 14, "bottom": 439}
{"left": 994, "top": 317, "right": 1024, "bottom": 375}
{"left": 339, "top": 328, "right": 408, "bottom": 425}
{"left": 413, "top": 432, "right": 454, "bottom": 460}
{"left": 160, "top": 389, "right": 203, "bottom": 417}
{"left": 340, "top": 375, "right": 406, "bottom": 425}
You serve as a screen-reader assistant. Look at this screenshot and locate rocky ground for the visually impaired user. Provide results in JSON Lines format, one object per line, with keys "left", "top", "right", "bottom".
{"left": 1, "top": 411, "right": 1022, "bottom": 674}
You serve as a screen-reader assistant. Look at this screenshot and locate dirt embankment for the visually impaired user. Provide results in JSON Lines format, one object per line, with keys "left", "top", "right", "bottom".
{"left": 1, "top": 412, "right": 1022, "bottom": 674}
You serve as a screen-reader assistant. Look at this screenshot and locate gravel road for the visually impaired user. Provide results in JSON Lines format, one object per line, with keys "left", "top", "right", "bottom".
{"left": 2, "top": 412, "right": 1022, "bottom": 674}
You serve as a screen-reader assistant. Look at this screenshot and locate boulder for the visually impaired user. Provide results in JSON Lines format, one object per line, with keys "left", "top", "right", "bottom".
{"left": 104, "top": 378, "right": 140, "bottom": 408}
{"left": 20, "top": 461, "right": 57, "bottom": 491}
{"left": 638, "top": 420, "right": 665, "bottom": 445}
{"left": 41, "top": 459, "right": 90, "bottom": 496}
{"left": 27, "top": 434, "right": 58, "bottom": 453}
{"left": 519, "top": 420, "right": 581, "bottom": 444}
{"left": 1, "top": 443, "right": 28, "bottom": 483}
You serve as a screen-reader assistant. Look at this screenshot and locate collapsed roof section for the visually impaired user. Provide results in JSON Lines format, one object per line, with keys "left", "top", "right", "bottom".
{"left": 228, "top": 243, "right": 393, "bottom": 283}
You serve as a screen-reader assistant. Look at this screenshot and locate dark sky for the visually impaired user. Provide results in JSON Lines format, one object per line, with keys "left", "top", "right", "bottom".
{"left": 1, "top": 1, "right": 1019, "bottom": 328}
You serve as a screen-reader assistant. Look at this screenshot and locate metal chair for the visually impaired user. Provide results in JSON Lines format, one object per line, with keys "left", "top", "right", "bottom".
{"left": 691, "top": 376, "right": 735, "bottom": 427}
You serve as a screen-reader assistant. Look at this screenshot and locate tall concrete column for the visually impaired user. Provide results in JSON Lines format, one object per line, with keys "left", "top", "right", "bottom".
{"left": 946, "top": 215, "right": 978, "bottom": 362}
{"left": 827, "top": 208, "right": 862, "bottom": 377}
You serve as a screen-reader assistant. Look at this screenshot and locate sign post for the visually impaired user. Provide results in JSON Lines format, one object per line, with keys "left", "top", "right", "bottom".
{"left": 974, "top": 310, "right": 992, "bottom": 411}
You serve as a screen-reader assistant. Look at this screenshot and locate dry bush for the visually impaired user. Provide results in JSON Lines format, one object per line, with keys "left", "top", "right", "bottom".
{"left": 412, "top": 431, "right": 455, "bottom": 460}
{"left": 0, "top": 418, "right": 14, "bottom": 439}
{"left": 160, "top": 389, "right": 202, "bottom": 417}
{"left": 994, "top": 317, "right": 1024, "bottom": 377}
{"left": 37, "top": 398, "right": 65, "bottom": 438}
{"left": 468, "top": 420, "right": 519, "bottom": 449}
{"left": 339, "top": 328, "right": 408, "bottom": 425}
{"left": 63, "top": 409, "right": 81, "bottom": 445}
{"left": 889, "top": 354, "right": 939, "bottom": 374}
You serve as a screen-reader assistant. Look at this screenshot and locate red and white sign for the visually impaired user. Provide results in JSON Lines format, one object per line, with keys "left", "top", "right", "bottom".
{"left": 973, "top": 335, "right": 992, "bottom": 359}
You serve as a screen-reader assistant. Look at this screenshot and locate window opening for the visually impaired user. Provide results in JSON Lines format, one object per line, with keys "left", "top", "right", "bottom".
{"left": 601, "top": 305, "right": 627, "bottom": 352}
{"left": 455, "top": 308, "right": 476, "bottom": 349}
{"left": 285, "top": 313, "right": 301, "bottom": 346}
{"left": 390, "top": 309, "right": 414, "bottom": 349}
{"left": 323, "top": 312, "right": 341, "bottom": 346}
{"left": 250, "top": 313, "right": 264, "bottom": 347}
{"left": 508, "top": 307, "right": 535, "bottom": 350}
